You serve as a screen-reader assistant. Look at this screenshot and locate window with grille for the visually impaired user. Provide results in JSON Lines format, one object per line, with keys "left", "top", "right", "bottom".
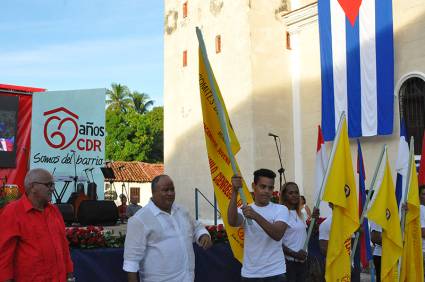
{"left": 130, "top": 187, "right": 140, "bottom": 203}
{"left": 399, "top": 76, "right": 425, "bottom": 154}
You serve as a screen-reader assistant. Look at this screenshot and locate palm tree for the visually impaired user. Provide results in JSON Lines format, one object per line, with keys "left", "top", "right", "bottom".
{"left": 106, "top": 83, "right": 132, "bottom": 112}
{"left": 129, "top": 91, "right": 154, "bottom": 114}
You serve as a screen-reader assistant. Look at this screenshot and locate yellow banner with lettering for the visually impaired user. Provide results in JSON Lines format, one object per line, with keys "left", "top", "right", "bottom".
{"left": 198, "top": 47, "right": 253, "bottom": 263}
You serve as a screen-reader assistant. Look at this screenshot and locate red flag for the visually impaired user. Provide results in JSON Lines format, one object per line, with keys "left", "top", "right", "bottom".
{"left": 314, "top": 126, "right": 331, "bottom": 217}
{"left": 418, "top": 132, "right": 425, "bottom": 185}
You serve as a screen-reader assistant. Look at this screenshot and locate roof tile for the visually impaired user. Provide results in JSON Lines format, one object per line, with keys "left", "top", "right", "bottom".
{"left": 106, "top": 161, "right": 164, "bottom": 183}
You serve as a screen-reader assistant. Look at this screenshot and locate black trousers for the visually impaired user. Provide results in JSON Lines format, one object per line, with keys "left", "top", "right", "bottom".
{"left": 373, "top": 255, "right": 381, "bottom": 282}
{"left": 285, "top": 260, "right": 307, "bottom": 282}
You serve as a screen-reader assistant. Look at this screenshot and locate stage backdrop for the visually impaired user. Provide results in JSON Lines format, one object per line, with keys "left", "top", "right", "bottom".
{"left": 30, "top": 89, "right": 106, "bottom": 202}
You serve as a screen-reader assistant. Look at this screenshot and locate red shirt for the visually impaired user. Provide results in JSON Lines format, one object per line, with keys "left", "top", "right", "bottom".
{"left": 117, "top": 204, "right": 127, "bottom": 218}
{"left": 0, "top": 195, "right": 73, "bottom": 281}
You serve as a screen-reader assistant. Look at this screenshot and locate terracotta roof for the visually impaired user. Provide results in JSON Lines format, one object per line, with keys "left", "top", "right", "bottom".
{"left": 106, "top": 161, "right": 164, "bottom": 183}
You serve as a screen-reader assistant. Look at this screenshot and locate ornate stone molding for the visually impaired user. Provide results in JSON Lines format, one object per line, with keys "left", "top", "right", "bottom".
{"left": 281, "top": 2, "right": 318, "bottom": 34}
{"left": 164, "top": 10, "right": 178, "bottom": 35}
{"left": 210, "top": 0, "right": 224, "bottom": 16}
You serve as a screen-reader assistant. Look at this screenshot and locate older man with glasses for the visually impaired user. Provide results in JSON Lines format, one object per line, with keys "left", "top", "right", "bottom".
{"left": 0, "top": 168, "right": 75, "bottom": 282}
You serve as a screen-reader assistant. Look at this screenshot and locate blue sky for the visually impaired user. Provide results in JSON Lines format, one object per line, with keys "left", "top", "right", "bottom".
{"left": 0, "top": 0, "right": 164, "bottom": 105}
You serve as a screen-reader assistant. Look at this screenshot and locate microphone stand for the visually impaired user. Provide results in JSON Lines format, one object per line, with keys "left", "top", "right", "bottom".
{"left": 84, "top": 169, "right": 90, "bottom": 184}
{"left": 271, "top": 136, "right": 286, "bottom": 189}
{"left": 89, "top": 169, "right": 95, "bottom": 183}
{"left": 71, "top": 151, "right": 78, "bottom": 192}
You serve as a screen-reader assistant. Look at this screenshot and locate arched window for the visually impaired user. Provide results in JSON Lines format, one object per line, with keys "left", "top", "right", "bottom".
{"left": 399, "top": 76, "right": 425, "bottom": 154}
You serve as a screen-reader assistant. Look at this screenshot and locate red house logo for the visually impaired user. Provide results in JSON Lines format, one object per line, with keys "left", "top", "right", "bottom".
{"left": 43, "top": 107, "right": 79, "bottom": 150}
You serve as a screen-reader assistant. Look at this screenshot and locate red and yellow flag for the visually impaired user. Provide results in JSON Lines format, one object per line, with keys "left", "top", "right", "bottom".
{"left": 198, "top": 47, "right": 253, "bottom": 263}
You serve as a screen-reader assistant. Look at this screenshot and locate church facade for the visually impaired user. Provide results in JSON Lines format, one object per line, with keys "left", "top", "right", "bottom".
{"left": 163, "top": 0, "right": 425, "bottom": 219}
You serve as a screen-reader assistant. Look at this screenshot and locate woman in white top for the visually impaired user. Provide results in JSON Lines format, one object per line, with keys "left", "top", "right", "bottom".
{"left": 280, "top": 182, "right": 308, "bottom": 282}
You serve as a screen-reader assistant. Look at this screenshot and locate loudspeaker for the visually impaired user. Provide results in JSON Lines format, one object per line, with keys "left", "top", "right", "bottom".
{"left": 56, "top": 203, "right": 75, "bottom": 225}
{"left": 100, "top": 167, "right": 115, "bottom": 179}
{"left": 87, "top": 182, "right": 97, "bottom": 200}
{"left": 77, "top": 200, "right": 118, "bottom": 226}
{"left": 67, "top": 192, "right": 80, "bottom": 205}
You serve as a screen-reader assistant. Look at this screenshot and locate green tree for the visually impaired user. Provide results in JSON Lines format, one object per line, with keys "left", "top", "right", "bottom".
{"left": 130, "top": 91, "right": 154, "bottom": 114}
{"left": 105, "top": 106, "right": 163, "bottom": 163}
{"left": 106, "top": 83, "right": 132, "bottom": 112}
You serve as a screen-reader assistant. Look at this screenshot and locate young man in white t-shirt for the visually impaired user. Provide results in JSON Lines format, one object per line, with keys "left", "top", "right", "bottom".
{"left": 228, "top": 169, "right": 289, "bottom": 281}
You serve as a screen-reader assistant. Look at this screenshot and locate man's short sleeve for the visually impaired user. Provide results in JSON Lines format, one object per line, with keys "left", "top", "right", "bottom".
{"left": 275, "top": 204, "right": 289, "bottom": 224}
{"left": 319, "top": 217, "right": 331, "bottom": 241}
{"left": 123, "top": 216, "right": 147, "bottom": 273}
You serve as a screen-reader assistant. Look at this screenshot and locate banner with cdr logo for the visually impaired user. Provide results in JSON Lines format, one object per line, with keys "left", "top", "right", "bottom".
{"left": 30, "top": 89, "right": 106, "bottom": 201}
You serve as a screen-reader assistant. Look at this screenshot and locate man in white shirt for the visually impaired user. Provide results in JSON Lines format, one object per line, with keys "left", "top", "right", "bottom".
{"left": 318, "top": 210, "right": 332, "bottom": 256}
{"left": 228, "top": 168, "right": 289, "bottom": 281}
{"left": 369, "top": 220, "right": 382, "bottom": 282}
{"left": 123, "top": 175, "right": 212, "bottom": 282}
{"left": 420, "top": 184, "right": 425, "bottom": 280}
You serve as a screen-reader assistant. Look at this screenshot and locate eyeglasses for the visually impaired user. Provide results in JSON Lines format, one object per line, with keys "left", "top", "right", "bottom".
{"left": 33, "top": 181, "right": 56, "bottom": 188}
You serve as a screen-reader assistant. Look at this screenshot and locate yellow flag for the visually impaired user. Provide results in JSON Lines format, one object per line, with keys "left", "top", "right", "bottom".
{"left": 198, "top": 47, "right": 253, "bottom": 263}
{"left": 367, "top": 150, "right": 403, "bottom": 282}
{"left": 400, "top": 147, "right": 424, "bottom": 281}
{"left": 322, "top": 117, "right": 359, "bottom": 281}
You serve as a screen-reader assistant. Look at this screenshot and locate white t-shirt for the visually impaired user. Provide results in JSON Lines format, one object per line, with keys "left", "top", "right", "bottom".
{"left": 420, "top": 205, "right": 425, "bottom": 253}
{"left": 238, "top": 202, "right": 289, "bottom": 278}
{"left": 282, "top": 210, "right": 307, "bottom": 257}
{"left": 369, "top": 220, "right": 382, "bottom": 256}
{"left": 319, "top": 214, "right": 332, "bottom": 241}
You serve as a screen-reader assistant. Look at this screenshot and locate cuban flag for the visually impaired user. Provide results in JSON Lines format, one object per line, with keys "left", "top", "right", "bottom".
{"left": 319, "top": 0, "right": 394, "bottom": 141}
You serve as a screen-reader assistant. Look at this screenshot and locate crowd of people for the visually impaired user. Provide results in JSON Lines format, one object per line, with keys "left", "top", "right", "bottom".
{"left": 1, "top": 167, "right": 424, "bottom": 281}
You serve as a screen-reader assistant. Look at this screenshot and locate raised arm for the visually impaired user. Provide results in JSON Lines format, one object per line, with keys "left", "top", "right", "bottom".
{"left": 241, "top": 205, "right": 287, "bottom": 241}
{"left": 227, "top": 175, "right": 244, "bottom": 227}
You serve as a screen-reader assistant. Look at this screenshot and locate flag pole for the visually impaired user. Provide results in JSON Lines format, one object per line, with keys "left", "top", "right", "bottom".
{"left": 397, "top": 137, "right": 414, "bottom": 279}
{"left": 351, "top": 145, "right": 386, "bottom": 263}
{"left": 196, "top": 27, "right": 251, "bottom": 224}
{"left": 369, "top": 258, "right": 376, "bottom": 282}
{"left": 400, "top": 136, "right": 414, "bottom": 239}
{"left": 303, "top": 112, "right": 345, "bottom": 251}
